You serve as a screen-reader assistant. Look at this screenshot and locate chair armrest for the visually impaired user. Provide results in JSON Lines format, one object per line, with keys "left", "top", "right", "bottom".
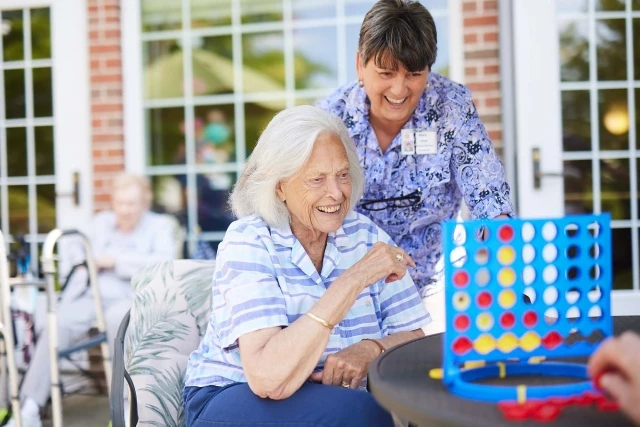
{"left": 110, "top": 310, "right": 139, "bottom": 427}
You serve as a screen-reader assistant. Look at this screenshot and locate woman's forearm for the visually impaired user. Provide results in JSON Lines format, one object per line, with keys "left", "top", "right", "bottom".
{"left": 249, "top": 269, "right": 366, "bottom": 399}
{"left": 376, "top": 329, "right": 424, "bottom": 351}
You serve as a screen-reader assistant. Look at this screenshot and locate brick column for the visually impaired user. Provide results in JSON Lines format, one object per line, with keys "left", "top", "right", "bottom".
{"left": 88, "top": 0, "right": 125, "bottom": 211}
{"left": 462, "top": 0, "right": 503, "bottom": 154}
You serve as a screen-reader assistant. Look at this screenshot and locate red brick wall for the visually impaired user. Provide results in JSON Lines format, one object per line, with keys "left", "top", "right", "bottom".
{"left": 88, "top": 0, "right": 125, "bottom": 211}
{"left": 462, "top": 0, "right": 503, "bottom": 153}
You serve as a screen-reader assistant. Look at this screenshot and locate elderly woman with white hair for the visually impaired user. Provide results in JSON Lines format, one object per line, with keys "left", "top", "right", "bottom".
{"left": 183, "top": 106, "right": 431, "bottom": 427}
{"left": 9, "top": 173, "right": 176, "bottom": 427}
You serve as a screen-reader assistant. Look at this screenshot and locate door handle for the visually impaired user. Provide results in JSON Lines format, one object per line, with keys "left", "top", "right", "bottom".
{"left": 56, "top": 171, "right": 80, "bottom": 206}
{"left": 533, "top": 147, "right": 563, "bottom": 189}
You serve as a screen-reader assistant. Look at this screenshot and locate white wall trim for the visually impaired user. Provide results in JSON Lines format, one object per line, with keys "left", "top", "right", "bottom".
{"left": 1, "top": 0, "right": 49, "bottom": 8}
{"left": 121, "top": 0, "right": 145, "bottom": 175}
{"left": 52, "top": 0, "right": 93, "bottom": 227}
{"left": 448, "top": 0, "right": 464, "bottom": 84}
{"left": 612, "top": 291, "right": 640, "bottom": 316}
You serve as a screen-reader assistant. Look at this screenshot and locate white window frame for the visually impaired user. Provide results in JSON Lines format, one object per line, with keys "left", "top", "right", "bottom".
{"left": 0, "top": 0, "right": 92, "bottom": 269}
{"left": 121, "top": 0, "right": 463, "bottom": 254}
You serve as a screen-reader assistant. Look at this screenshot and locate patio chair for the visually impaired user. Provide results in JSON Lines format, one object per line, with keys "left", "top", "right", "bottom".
{"left": 110, "top": 260, "right": 215, "bottom": 427}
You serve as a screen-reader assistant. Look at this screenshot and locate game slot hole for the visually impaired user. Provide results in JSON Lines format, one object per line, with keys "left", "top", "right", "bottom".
{"left": 497, "top": 246, "right": 516, "bottom": 265}
{"left": 521, "top": 222, "right": 535, "bottom": 242}
{"left": 498, "top": 224, "right": 515, "bottom": 243}
{"left": 543, "top": 265, "right": 558, "bottom": 284}
{"left": 450, "top": 246, "right": 467, "bottom": 268}
{"left": 475, "top": 226, "right": 489, "bottom": 243}
{"left": 566, "top": 306, "right": 581, "bottom": 323}
{"left": 588, "top": 305, "right": 603, "bottom": 321}
{"left": 588, "top": 286, "right": 602, "bottom": 303}
{"left": 589, "top": 264, "right": 602, "bottom": 280}
{"left": 454, "top": 224, "right": 467, "bottom": 246}
{"left": 566, "top": 245, "right": 580, "bottom": 259}
{"left": 588, "top": 221, "right": 601, "bottom": 238}
{"left": 543, "top": 286, "right": 558, "bottom": 305}
{"left": 544, "top": 308, "right": 559, "bottom": 325}
{"left": 587, "top": 329, "right": 605, "bottom": 344}
{"left": 474, "top": 247, "right": 489, "bottom": 265}
{"left": 566, "top": 266, "right": 580, "bottom": 281}
{"left": 565, "top": 287, "right": 581, "bottom": 304}
{"left": 542, "top": 222, "right": 558, "bottom": 241}
{"left": 522, "top": 265, "right": 536, "bottom": 285}
{"left": 564, "top": 223, "right": 579, "bottom": 238}
{"left": 453, "top": 292, "right": 471, "bottom": 311}
{"left": 523, "top": 286, "right": 536, "bottom": 304}
{"left": 589, "top": 243, "right": 601, "bottom": 259}
{"left": 475, "top": 268, "right": 491, "bottom": 287}
{"left": 522, "top": 244, "right": 535, "bottom": 264}
{"left": 542, "top": 243, "right": 558, "bottom": 263}
{"left": 565, "top": 328, "right": 583, "bottom": 346}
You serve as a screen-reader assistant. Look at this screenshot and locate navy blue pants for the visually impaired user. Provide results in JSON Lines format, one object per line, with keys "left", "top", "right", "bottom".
{"left": 183, "top": 382, "right": 395, "bottom": 427}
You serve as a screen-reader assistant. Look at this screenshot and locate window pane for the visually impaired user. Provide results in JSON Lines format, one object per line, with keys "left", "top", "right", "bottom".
{"left": 4, "top": 69, "right": 26, "bottom": 119}
{"left": 194, "top": 105, "right": 235, "bottom": 164}
{"left": 293, "top": 26, "right": 338, "bottom": 90}
{"left": 141, "top": 0, "right": 181, "bottom": 32}
{"left": 194, "top": 35, "right": 234, "bottom": 96}
{"left": 245, "top": 100, "right": 286, "bottom": 156}
{"left": 557, "top": 0, "right": 588, "bottom": 13}
{"left": 197, "top": 172, "right": 235, "bottom": 232}
{"left": 144, "top": 40, "right": 182, "bottom": 100}
{"left": 634, "top": 19, "right": 640, "bottom": 80}
{"left": 637, "top": 159, "right": 640, "bottom": 218}
{"left": 597, "top": 19, "right": 626, "bottom": 81}
{"left": 146, "top": 107, "right": 185, "bottom": 166}
{"left": 345, "top": 0, "right": 372, "bottom": 16}
{"left": 600, "top": 158, "right": 630, "bottom": 220}
{"left": 596, "top": 0, "right": 626, "bottom": 11}
{"left": 7, "top": 127, "right": 27, "bottom": 177}
{"left": 612, "top": 228, "right": 633, "bottom": 290}
{"left": 2, "top": 10, "right": 24, "bottom": 62}
{"left": 8, "top": 185, "right": 29, "bottom": 235}
{"left": 562, "top": 90, "right": 591, "bottom": 151}
{"left": 242, "top": 32, "right": 286, "bottom": 93}
{"left": 293, "top": 0, "right": 336, "bottom": 20}
{"left": 192, "top": 0, "right": 232, "bottom": 27}
{"left": 559, "top": 20, "right": 589, "bottom": 82}
{"left": 36, "top": 184, "right": 55, "bottom": 233}
{"left": 35, "top": 126, "right": 54, "bottom": 175}
{"left": 33, "top": 67, "right": 53, "bottom": 117}
{"left": 599, "top": 89, "right": 629, "bottom": 150}
{"left": 30, "top": 8, "right": 51, "bottom": 60}
{"left": 564, "top": 160, "right": 593, "bottom": 215}
{"left": 240, "top": 0, "right": 283, "bottom": 24}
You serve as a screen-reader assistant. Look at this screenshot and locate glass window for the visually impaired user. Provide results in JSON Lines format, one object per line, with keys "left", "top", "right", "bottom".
{"left": 140, "top": 0, "right": 456, "bottom": 255}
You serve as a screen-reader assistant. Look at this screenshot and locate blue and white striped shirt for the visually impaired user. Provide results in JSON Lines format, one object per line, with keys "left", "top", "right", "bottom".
{"left": 184, "top": 211, "right": 431, "bottom": 388}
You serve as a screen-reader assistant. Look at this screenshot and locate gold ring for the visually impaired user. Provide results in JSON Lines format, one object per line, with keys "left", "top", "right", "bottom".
{"left": 395, "top": 253, "right": 404, "bottom": 262}
{"left": 341, "top": 382, "right": 350, "bottom": 388}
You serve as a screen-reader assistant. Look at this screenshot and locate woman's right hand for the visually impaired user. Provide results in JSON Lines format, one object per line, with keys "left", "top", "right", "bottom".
{"left": 350, "top": 242, "right": 415, "bottom": 287}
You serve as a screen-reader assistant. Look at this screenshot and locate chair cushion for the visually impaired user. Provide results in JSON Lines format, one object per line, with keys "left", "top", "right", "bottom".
{"left": 125, "top": 260, "right": 214, "bottom": 427}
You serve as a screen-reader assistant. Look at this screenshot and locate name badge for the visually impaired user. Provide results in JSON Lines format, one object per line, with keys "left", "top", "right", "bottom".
{"left": 401, "top": 129, "right": 415, "bottom": 155}
{"left": 415, "top": 130, "right": 438, "bottom": 155}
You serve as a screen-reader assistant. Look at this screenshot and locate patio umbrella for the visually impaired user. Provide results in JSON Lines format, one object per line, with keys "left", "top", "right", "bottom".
{"left": 144, "top": 48, "right": 286, "bottom": 110}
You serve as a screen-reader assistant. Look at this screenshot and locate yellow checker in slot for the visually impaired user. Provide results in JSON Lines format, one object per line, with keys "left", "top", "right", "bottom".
{"left": 497, "top": 332, "right": 518, "bottom": 353}
{"left": 520, "top": 331, "right": 541, "bottom": 352}
{"left": 473, "top": 334, "right": 496, "bottom": 355}
{"left": 497, "top": 246, "right": 516, "bottom": 265}
{"left": 498, "top": 289, "right": 516, "bottom": 309}
{"left": 476, "top": 312, "right": 494, "bottom": 331}
{"left": 497, "top": 267, "right": 516, "bottom": 287}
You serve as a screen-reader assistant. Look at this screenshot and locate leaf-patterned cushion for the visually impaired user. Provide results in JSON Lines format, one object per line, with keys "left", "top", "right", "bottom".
{"left": 125, "top": 260, "right": 214, "bottom": 427}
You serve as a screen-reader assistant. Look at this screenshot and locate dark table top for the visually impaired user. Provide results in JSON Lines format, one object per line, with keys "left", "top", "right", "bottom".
{"left": 368, "top": 316, "right": 639, "bottom": 427}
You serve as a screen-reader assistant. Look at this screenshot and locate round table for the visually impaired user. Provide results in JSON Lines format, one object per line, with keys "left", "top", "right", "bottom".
{"left": 368, "top": 316, "right": 639, "bottom": 427}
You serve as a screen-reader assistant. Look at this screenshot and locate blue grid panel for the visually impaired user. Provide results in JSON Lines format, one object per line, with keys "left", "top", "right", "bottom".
{"left": 442, "top": 214, "right": 612, "bottom": 383}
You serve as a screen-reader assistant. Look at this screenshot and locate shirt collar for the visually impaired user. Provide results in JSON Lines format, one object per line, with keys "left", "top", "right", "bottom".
{"left": 270, "top": 221, "right": 350, "bottom": 250}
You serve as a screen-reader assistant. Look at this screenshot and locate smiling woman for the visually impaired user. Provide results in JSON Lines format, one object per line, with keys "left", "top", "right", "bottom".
{"left": 183, "top": 105, "right": 431, "bottom": 427}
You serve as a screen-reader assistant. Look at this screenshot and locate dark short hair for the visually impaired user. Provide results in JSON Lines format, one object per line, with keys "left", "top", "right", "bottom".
{"left": 358, "top": 0, "right": 437, "bottom": 71}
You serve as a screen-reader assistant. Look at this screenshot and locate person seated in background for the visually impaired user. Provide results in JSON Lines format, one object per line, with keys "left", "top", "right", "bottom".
{"left": 183, "top": 106, "right": 431, "bottom": 427}
{"left": 589, "top": 331, "right": 640, "bottom": 425}
{"left": 9, "top": 173, "right": 176, "bottom": 427}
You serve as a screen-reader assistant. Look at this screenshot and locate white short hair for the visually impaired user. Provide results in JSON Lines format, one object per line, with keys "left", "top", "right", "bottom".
{"left": 231, "top": 105, "right": 365, "bottom": 228}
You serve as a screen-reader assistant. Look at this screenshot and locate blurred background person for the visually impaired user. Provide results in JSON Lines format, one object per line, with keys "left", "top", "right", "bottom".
{"left": 8, "top": 173, "right": 176, "bottom": 427}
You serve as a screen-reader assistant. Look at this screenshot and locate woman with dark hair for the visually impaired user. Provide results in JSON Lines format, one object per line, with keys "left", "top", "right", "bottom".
{"left": 319, "top": 0, "right": 515, "bottom": 331}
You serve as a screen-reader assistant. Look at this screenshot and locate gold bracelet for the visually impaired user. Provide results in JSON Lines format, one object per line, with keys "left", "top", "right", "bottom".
{"left": 362, "top": 338, "right": 386, "bottom": 354}
{"left": 305, "top": 312, "right": 334, "bottom": 330}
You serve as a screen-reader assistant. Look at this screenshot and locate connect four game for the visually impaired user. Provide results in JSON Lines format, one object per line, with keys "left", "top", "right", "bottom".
{"left": 441, "top": 214, "right": 612, "bottom": 405}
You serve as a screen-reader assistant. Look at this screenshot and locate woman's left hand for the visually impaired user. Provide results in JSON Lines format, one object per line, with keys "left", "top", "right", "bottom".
{"left": 309, "top": 341, "right": 380, "bottom": 389}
